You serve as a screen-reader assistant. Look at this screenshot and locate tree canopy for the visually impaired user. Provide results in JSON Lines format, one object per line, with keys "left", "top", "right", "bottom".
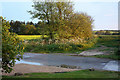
{"left": 28, "top": 0, "right": 74, "bottom": 40}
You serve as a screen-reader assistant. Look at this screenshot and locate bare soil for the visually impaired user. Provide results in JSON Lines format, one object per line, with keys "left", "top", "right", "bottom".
{"left": 78, "top": 45, "right": 115, "bottom": 56}
{"left": 2, "top": 64, "right": 79, "bottom": 76}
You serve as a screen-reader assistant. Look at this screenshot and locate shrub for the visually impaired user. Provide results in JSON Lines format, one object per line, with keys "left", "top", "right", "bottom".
{"left": 1, "top": 17, "right": 24, "bottom": 73}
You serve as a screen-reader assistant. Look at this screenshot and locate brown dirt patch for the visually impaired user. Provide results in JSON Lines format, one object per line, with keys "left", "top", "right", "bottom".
{"left": 78, "top": 45, "right": 115, "bottom": 56}
{"left": 2, "top": 64, "right": 79, "bottom": 76}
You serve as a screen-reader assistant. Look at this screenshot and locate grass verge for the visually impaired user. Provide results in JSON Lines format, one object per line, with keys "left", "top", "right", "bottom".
{"left": 2, "top": 69, "right": 120, "bottom": 78}
{"left": 91, "top": 35, "right": 120, "bottom": 60}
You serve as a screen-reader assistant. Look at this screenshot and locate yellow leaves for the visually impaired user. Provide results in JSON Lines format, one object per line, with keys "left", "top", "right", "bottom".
{"left": 2, "top": 18, "right": 24, "bottom": 73}
{"left": 23, "top": 47, "right": 24, "bottom": 50}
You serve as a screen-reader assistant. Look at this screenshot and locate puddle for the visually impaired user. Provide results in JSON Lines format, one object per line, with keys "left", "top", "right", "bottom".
{"left": 23, "top": 55, "right": 31, "bottom": 58}
{"left": 15, "top": 60, "right": 43, "bottom": 65}
{"left": 103, "top": 61, "right": 119, "bottom": 71}
{"left": 0, "top": 58, "right": 43, "bottom": 66}
{"left": 22, "top": 53, "right": 43, "bottom": 59}
{"left": 101, "top": 62, "right": 107, "bottom": 65}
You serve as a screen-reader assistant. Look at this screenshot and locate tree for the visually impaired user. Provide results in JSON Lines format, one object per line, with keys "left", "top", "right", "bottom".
{"left": 28, "top": 0, "right": 74, "bottom": 40}
{"left": 24, "top": 24, "right": 36, "bottom": 35}
{"left": 58, "top": 13, "right": 94, "bottom": 43}
{"left": 28, "top": 1, "right": 55, "bottom": 39}
{"left": 10, "top": 20, "right": 22, "bottom": 34}
{"left": 105, "top": 30, "right": 111, "bottom": 35}
{"left": 1, "top": 17, "right": 24, "bottom": 73}
{"left": 28, "top": 0, "right": 94, "bottom": 44}
{"left": 70, "top": 13, "right": 93, "bottom": 40}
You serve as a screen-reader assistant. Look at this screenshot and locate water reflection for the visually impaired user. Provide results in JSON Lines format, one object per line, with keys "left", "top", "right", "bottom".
{"left": 15, "top": 60, "right": 43, "bottom": 65}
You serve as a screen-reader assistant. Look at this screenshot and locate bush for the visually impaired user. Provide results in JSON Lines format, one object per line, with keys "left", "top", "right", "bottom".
{"left": 1, "top": 17, "right": 24, "bottom": 73}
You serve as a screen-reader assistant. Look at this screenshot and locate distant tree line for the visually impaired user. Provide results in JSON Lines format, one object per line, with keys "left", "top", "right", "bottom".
{"left": 9, "top": 20, "right": 44, "bottom": 35}
{"left": 94, "top": 30, "right": 120, "bottom": 35}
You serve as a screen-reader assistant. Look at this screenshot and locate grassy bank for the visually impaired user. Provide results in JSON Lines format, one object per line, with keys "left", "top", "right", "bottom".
{"left": 96, "top": 35, "right": 119, "bottom": 48}
{"left": 92, "top": 35, "right": 120, "bottom": 60}
{"left": 24, "top": 43, "right": 84, "bottom": 53}
{"left": 2, "top": 69, "right": 119, "bottom": 78}
{"left": 22, "top": 35, "right": 96, "bottom": 53}
{"left": 18, "top": 35, "right": 120, "bottom": 59}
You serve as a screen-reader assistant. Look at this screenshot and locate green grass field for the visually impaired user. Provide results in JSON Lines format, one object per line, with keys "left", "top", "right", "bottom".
{"left": 97, "top": 35, "right": 119, "bottom": 47}
{"left": 2, "top": 70, "right": 119, "bottom": 78}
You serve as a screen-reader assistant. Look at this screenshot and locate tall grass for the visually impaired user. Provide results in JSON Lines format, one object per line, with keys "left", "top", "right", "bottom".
{"left": 22, "top": 35, "right": 96, "bottom": 53}
{"left": 24, "top": 43, "right": 84, "bottom": 53}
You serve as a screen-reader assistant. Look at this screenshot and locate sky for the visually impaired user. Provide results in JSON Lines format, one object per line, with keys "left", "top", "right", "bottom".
{"left": 0, "top": 0, "right": 119, "bottom": 30}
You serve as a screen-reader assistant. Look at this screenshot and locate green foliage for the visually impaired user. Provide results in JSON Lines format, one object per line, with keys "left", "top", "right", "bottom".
{"left": 24, "top": 43, "right": 80, "bottom": 53}
{"left": 10, "top": 20, "right": 37, "bottom": 35}
{"left": 1, "top": 17, "right": 24, "bottom": 73}
{"left": 9, "top": 20, "right": 22, "bottom": 34}
{"left": 28, "top": 1, "right": 74, "bottom": 40}
{"left": 21, "top": 24, "right": 36, "bottom": 34}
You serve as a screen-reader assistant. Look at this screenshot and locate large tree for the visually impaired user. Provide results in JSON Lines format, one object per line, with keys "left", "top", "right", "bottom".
{"left": 28, "top": 0, "right": 73, "bottom": 40}
{"left": 28, "top": 0, "right": 94, "bottom": 44}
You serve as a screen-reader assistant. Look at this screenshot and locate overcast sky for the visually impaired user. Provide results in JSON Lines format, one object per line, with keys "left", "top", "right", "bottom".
{"left": 0, "top": 0, "right": 119, "bottom": 30}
